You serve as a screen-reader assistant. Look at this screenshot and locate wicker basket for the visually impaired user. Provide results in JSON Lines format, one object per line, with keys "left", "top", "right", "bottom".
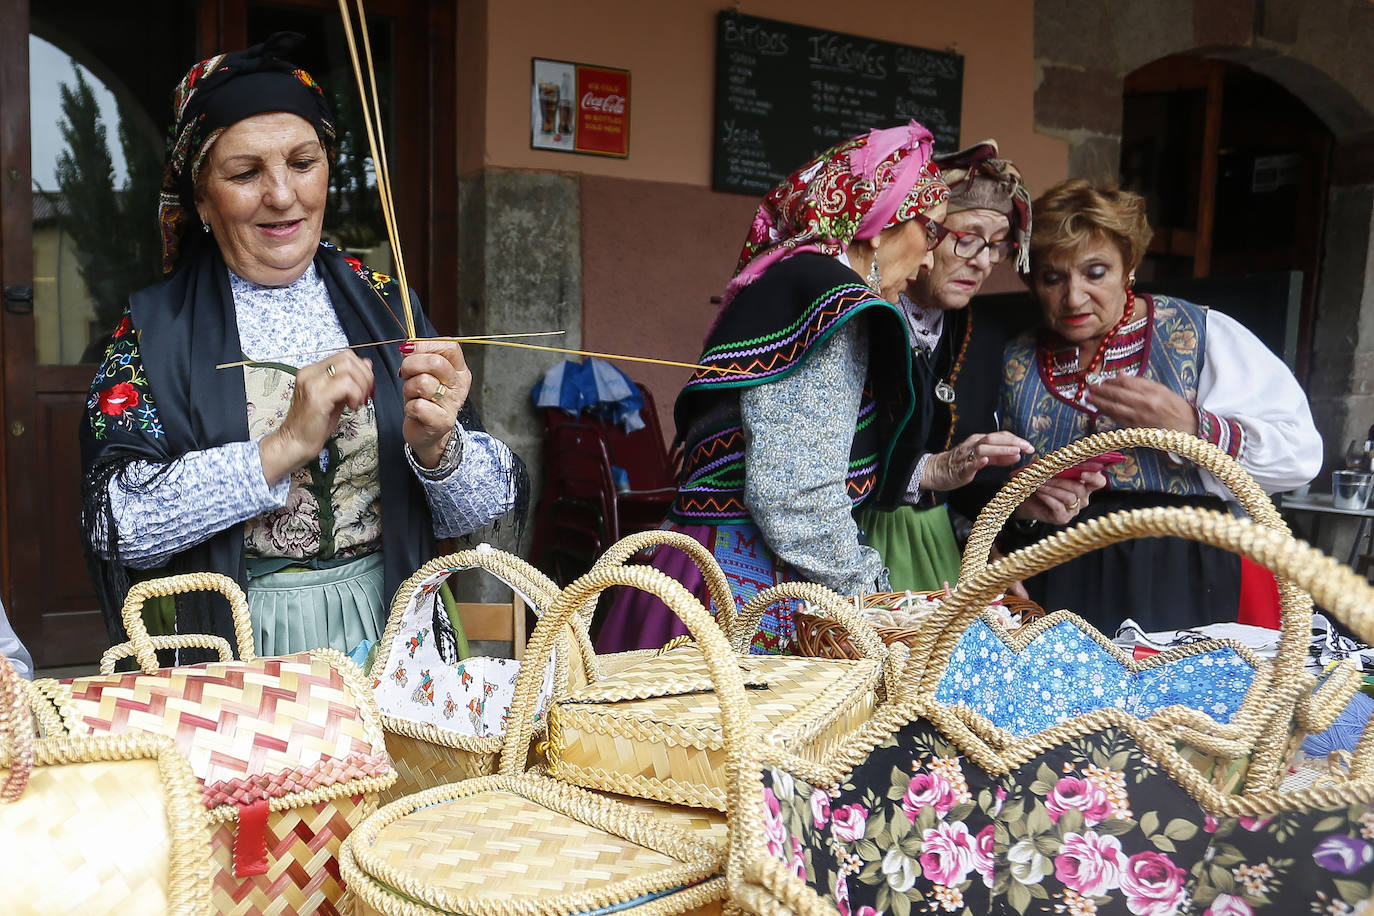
{"left": 2, "top": 655, "right": 214, "bottom": 916}
{"left": 371, "top": 548, "right": 565, "bottom": 804}
{"left": 29, "top": 573, "right": 394, "bottom": 916}
{"left": 954, "top": 427, "right": 1318, "bottom": 794}
{"left": 728, "top": 507, "right": 1374, "bottom": 916}
{"left": 794, "top": 590, "right": 1046, "bottom": 659}
{"left": 342, "top": 563, "right": 757, "bottom": 916}
{"left": 541, "top": 539, "right": 895, "bottom": 810}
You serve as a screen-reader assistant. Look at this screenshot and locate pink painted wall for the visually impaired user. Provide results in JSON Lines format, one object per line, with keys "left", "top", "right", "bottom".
{"left": 478, "top": 0, "right": 1067, "bottom": 191}
{"left": 474, "top": 0, "right": 1066, "bottom": 438}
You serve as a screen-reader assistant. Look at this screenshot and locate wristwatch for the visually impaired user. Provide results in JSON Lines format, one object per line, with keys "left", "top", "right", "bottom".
{"left": 410, "top": 426, "right": 464, "bottom": 480}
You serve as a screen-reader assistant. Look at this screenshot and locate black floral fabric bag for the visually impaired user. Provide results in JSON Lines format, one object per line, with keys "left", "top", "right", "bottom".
{"left": 727, "top": 507, "right": 1374, "bottom": 916}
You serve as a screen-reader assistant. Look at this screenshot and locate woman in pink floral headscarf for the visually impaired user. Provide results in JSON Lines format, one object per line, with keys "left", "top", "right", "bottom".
{"left": 598, "top": 122, "right": 949, "bottom": 654}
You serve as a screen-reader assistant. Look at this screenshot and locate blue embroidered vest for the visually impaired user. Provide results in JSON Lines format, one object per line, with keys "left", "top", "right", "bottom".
{"left": 1000, "top": 295, "right": 1210, "bottom": 495}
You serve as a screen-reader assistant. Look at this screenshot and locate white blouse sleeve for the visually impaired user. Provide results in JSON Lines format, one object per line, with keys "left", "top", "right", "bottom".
{"left": 1197, "top": 309, "right": 1323, "bottom": 496}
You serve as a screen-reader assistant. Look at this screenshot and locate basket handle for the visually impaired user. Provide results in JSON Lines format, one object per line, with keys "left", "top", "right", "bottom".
{"left": 374, "top": 546, "right": 560, "bottom": 675}
{"left": 110, "top": 572, "right": 256, "bottom": 673}
{"left": 499, "top": 564, "right": 755, "bottom": 798}
{"left": 100, "top": 635, "right": 234, "bottom": 674}
{"left": 918, "top": 507, "right": 1374, "bottom": 781}
{"left": 734, "top": 582, "right": 888, "bottom": 658}
{"left": 590, "top": 529, "right": 739, "bottom": 642}
{"left": 0, "top": 655, "right": 35, "bottom": 803}
{"left": 960, "top": 427, "right": 1288, "bottom": 580}
{"left": 958, "top": 427, "right": 1312, "bottom": 761}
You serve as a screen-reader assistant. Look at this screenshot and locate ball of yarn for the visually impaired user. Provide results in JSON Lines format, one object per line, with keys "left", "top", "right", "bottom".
{"left": 1302, "top": 689, "right": 1374, "bottom": 757}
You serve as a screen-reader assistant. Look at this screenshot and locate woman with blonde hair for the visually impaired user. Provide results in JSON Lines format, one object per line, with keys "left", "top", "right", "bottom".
{"left": 998, "top": 178, "right": 1320, "bottom": 630}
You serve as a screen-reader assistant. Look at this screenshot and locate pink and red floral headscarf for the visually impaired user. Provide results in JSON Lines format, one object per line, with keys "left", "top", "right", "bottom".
{"left": 721, "top": 121, "right": 949, "bottom": 309}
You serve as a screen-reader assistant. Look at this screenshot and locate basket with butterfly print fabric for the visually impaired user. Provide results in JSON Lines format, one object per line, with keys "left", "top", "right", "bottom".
{"left": 543, "top": 528, "right": 899, "bottom": 812}
{"left": 341, "top": 562, "right": 758, "bottom": 916}
{"left": 369, "top": 546, "right": 566, "bottom": 803}
{"left": 960, "top": 427, "right": 1318, "bottom": 795}
{"left": 27, "top": 572, "right": 394, "bottom": 916}
{"left": 1, "top": 654, "right": 214, "bottom": 916}
{"left": 729, "top": 507, "right": 1374, "bottom": 916}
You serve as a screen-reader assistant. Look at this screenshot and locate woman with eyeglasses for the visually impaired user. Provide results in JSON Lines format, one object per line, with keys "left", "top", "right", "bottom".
{"left": 857, "top": 141, "right": 1105, "bottom": 593}
{"left": 596, "top": 122, "right": 949, "bottom": 654}
{"left": 997, "top": 178, "right": 1320, "bottom": 631}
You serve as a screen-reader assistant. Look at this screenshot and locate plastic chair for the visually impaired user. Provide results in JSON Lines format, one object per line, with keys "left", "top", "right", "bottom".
{"left": 531, "top": 422, "right": 621, "bottom": 585}
{"left": 536, "top": 383, "right": 680, "bottom": 545}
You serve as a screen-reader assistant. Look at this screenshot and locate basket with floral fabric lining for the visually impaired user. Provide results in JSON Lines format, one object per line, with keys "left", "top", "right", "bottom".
{"left": 957, "top": 427, "right": 1324, "bottom": 797}
{"left": 728, "top": 506, "right": 1374, "bottom": 916}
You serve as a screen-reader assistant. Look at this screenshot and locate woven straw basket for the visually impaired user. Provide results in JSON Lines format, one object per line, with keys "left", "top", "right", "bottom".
{"left": 729, "top": 507, "right": 1374, "bottom": 916}
{"left": 28, "top": 573, "right": 394, "bottom": 916}
{"left": 1, "top": 654, "right": 213, "bottom": 915}
{"left": 342, "top": 563, "right": 758, "bottom": 916}
{"left": 371, "top": 547, "right": 563, "bottom": 804}
{"left": 958, "top": 427, "right": 1319, "bottom": 794}
{"left": 794, "top": 590, "right": 1045, "bottom": 659}
{"left": 541, "top": 529, "right": 898, "bottom": 811}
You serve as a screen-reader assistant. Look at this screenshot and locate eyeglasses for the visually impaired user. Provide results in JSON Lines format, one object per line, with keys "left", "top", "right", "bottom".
{"left": 944, "top": 227, "right": 1019, "bottom": 264}
{"left": 911, "top": 213, "right": 950, "bottom": 248}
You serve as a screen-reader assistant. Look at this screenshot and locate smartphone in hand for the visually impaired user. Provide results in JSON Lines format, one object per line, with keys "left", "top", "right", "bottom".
{"left": 1054, "top": 450, "right": 1127, "bottom": 480}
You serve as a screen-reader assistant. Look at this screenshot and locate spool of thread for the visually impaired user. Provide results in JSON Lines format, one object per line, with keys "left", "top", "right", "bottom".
{"left": 1302, "top": 689, "right": 1374, "bottom": 757}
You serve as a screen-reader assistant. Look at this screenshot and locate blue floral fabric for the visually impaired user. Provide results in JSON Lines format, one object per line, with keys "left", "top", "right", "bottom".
{"left": 934, "top": 617, "right": 1258, "bottom": 737}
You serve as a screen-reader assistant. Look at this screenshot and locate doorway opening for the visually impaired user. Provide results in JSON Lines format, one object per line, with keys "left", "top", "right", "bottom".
{"left": 1120, "top": 55, "right": 1332, "bottom": 383}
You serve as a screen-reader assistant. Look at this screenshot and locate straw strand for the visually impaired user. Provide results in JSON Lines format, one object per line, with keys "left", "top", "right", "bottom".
{"left": 337, "top": 0, "right": 415, "bottom": 339}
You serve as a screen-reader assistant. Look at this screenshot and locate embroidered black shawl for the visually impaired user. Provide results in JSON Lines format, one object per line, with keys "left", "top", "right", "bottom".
{"left": 79, "top": 243, "right": 520, "bottom": 654}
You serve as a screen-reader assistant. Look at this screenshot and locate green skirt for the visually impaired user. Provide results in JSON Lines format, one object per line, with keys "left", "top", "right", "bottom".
{"left": 247, "top": 552, "right": 387, "bottom": 656}
{"left": 856, "top": 504, "right": 962, "bottom": 593}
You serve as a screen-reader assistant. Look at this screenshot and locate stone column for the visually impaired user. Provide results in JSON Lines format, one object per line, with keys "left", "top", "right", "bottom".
{"left": 455, "top": 167, "right": 581, "bottom": 602}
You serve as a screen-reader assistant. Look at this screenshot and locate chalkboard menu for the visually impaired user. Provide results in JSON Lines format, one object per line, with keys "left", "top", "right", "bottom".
{"left": 712, "top": 12, "right": 963, "bottom": 195}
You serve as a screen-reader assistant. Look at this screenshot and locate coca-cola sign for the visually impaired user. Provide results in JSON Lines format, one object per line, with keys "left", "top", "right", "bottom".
{"left": 581, "top": 92, "right": 626, "bottom": 115}
{"left": 574, "top": 65, "right": 630, "bottom": 157}
{"left": 530, "top": 58, "right": 629, "bottom": 157}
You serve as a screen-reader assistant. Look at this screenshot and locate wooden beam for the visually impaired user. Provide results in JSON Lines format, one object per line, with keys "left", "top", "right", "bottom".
{"left": 1193, "top": 61, "right": 1224, "bottom": 278}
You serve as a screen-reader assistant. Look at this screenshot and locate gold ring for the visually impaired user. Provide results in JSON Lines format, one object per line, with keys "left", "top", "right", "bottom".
{"left": 1070, "top": 497, "right": 1081, "bottom": 510}
{"left": 326, "top": 363, "right": 336, "bottom": 378}
{"left": 430, "top": 382, "right": 447, "bottom": 403}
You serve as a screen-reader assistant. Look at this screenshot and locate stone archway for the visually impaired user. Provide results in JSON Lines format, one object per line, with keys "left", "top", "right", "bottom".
{"left": 1033, "top": 0, "right": 1374, "bottom": 464}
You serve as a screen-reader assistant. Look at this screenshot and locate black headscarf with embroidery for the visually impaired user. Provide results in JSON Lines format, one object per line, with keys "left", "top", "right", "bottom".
{"left": 159, "top": 32, "right": 337, "bottom": 275}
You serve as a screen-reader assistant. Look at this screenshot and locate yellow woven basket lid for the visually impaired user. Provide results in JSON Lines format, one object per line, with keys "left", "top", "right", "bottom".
{"left": 557, "top": 647, "right": 880, "bottom": 744}
{"left": 345, "top": 775, "right": 725, "bottom": 915}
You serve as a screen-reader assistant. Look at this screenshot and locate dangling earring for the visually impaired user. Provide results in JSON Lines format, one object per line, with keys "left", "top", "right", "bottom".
{"left": 866, "top": 253, "right": 882, "bottom": 294}
{"left": 202, "top": 222, "right": 210, "bottom": 234}
{"left": 1126, "top": 272, "right": 1136, "bottom": 289}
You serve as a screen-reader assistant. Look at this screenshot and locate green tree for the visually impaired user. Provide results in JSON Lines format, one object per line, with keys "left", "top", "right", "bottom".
{"left": 43, "top": 64, "right": 162, "bottom": 362}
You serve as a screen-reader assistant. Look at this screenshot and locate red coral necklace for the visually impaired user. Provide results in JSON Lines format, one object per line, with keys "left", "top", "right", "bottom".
{"left": 1043, "top": 289, "right": 1137, "bottom": 405}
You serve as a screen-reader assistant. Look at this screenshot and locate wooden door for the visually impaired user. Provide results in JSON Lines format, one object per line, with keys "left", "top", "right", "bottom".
{"left": 1, "top": 0, "right": 200, "bottom": 667}
{"left": 0, "top": 0, "right": 453, "bottom": 667}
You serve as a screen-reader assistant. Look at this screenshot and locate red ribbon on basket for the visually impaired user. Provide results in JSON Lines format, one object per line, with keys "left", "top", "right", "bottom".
{"left": 233, "top": 799, "right": 271, "bottom": 877}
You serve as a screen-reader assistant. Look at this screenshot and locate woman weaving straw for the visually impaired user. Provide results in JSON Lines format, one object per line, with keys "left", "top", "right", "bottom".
{"left": 598, "top": 121, "right": 949, "bottom": 654}
{"left": 80, "top": 34, "right": 527, "bottom": 658}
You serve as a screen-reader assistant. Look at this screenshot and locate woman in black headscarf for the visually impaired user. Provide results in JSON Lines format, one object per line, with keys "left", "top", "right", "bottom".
{"left": 80, "top": 34, "right": 527, "bottom": 658}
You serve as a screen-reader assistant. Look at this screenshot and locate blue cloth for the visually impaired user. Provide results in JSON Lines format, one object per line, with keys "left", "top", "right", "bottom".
{"left": 0, "top": 598, "right": 33, "bottom": 679}
{"left": 531, "top": 358, "right": 645, "bottom": 432}
{"left": 935, "top": 616, "right": 1258, "bottom": 736}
